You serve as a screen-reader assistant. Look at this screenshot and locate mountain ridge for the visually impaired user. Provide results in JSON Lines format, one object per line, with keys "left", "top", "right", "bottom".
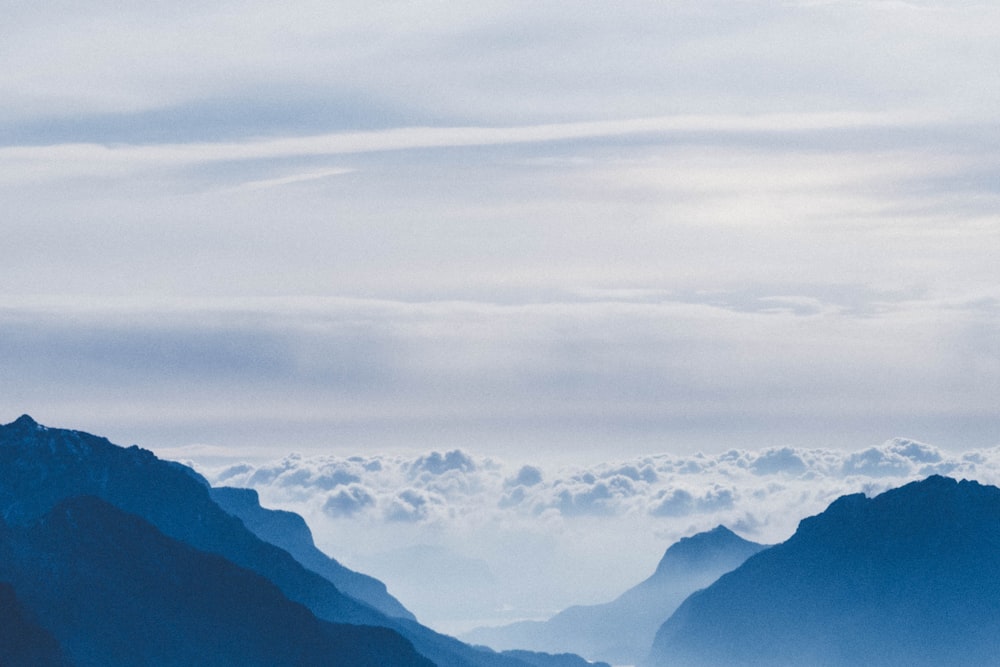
{"left": 463, "top": 524, "right": 765, "bottom": 664}
{"left": 0, "top": 415, "right": 605, "bottom": 667}
{"left": 211, "top": 485, "right": 417, "bottom": 621}
{"left": 1, "top": 494, "right": 433, "bottom": 667}
{"left": 646, "top": 475, "right": 1000, "bottom": 666}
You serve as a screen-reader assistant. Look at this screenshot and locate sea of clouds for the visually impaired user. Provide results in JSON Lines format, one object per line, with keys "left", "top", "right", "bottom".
{"left": 193, "top": 437, "right": 1000, "bottom": 633}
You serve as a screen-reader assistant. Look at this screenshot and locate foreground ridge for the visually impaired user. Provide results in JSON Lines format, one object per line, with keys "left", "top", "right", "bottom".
{"left": 646, "top": 475, "right": 1000, "bottom": 667}
{"left": 0, "top": 415, "right": 606, "bottom": 667}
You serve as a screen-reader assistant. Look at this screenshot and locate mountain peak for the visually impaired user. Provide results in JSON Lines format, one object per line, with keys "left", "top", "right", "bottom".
{"left": 647, "top": 475, "right": 1000, "bottom": 666}
{"left": 9, "top": 414, "right": 40, "bottom": 429}
{"left": 654, "top": 525, "right": 758, "bottom": 574}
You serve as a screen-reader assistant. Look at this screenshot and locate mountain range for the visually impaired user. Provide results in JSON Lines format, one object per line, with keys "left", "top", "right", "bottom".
{"left": 0, "top": 494, "right": 429, "bottom": 667}
{"left": 0, "top": 415, "right": 606, "bottom": 667}
{"left": 210, "top": 484, "right": 416, "bottom": 621}
{"left": 7, "top": 414, "right": 1000, "bottom": 667}
{"left": 463, "top": 525, "right": 765, "bottom": 665}
{"left": 646, "top": 475, "right": 1000, "bottom": 666}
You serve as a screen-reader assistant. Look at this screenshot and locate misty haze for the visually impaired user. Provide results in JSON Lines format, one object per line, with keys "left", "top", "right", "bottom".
{"left": 3, "top": 1, "right": 999, "bottom": 665}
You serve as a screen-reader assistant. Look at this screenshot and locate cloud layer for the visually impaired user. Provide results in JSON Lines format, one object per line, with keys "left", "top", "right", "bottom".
{"left": 6, "top": 286, "right": 999, "bottom": 459}
{"left": 4, "top": 1, "right": 1000, "bottom": 631}
{"left": 4, "top": 1, "right": 999, "bottom": 135}
{"left": 195, "top": 438, "right": 1000, "bottom": 632}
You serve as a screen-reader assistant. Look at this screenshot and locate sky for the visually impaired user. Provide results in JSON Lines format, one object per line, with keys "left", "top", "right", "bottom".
{"left": 3, "top": 0, "right": 1000, "bottom": 635}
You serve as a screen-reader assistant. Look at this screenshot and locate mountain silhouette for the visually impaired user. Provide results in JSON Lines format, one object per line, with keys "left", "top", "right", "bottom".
{"left": 0, "top": 495, "right": 432, "bottom": 667}
{"left": 463, "top": 526, "right": 764, "bottom": 664}
{"left": 0, "top": 581, "right": 69, "bottom": 667}
{"left": 211, "top": 485, "right": 416, "bottom": 620}
{"left": 0, "top": 415, "right": 603, "bottom": 667}
{"left": 0, "top": 415, "right": 384, "bottom": 625}
{"left": 646, "top": 475, "right": 1000, "bottom": 666}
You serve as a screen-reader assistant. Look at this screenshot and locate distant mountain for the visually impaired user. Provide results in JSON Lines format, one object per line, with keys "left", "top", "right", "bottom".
{"left": 647, "top": 476, "right": 1000, "bottom": 666}
{"left": 363, "top": 543, "right": 500, "bottom": 626}
{"left": 0, "top": 415, "right": 603, "bottom": 667}
{"left": 211, "top": 485, "right": 416, "bottom": 621}
{"left": 463, "top": 526, "right": 765, "bottom": 665}
{"left": 0, "top": 495, "right": 432, "bottom": 667}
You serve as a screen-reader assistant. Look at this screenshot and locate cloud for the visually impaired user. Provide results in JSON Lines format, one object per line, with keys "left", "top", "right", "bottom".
{"left": 750, "top": 448, "right": 808, "bottom": 476}
{"left": 386, "top": 488, "right": 437, "bottom": 522}
{"left": 323, "top": 485, "right": 375, "bottom": 517}
{"left": 3, "top": 288, "right": 998, "bottom": 457}
{"left": 225, "top": 167, "right": 356, "bottom": 192}
{"left": 194, "top": 438, "right": 1000, "bottom": 630}
{"left": 409, "top": 450, "right": 477, "bottom": 476}
{"left": 4, "top": 0, "right": 998, "bottom": 138}
{"left": 0, "top": 111, "right": 945, "bottom": 186}
{"left": 204, "top": 437, "right": 1000, "bottom": 537}
{"left": 650, "top": 489, "right": 695, "bottom": 517}
{"left": 506, "top": 465, "right": 543, "bottom": 488}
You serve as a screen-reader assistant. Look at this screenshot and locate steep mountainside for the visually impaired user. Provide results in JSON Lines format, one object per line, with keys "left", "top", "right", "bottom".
{"left": 0, "top": 496, "right": 432, "bottom": 667}
{"left": 464, "top": 526, "right": 765, "bottom": 665}
{"left": 211, "top": 485, "right": 416, "bottom": 620}
{"left": 0, "top": 415, "right": 383, "bottom": 626}
{"left": 0, "top": 415, "right": 601, "bottom": 667}
{"left": 0, "top": 582, "right": 68, "bottom": 667}
{"left": 647, "top": 476, "right": 1000, "bottom": 666}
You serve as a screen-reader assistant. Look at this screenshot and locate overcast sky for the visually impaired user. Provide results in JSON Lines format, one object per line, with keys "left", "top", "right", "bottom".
{"left": 3, "top": 1, "right": 998, "bottom": 457}
{"left": 4, "top": 0, "right": 1000, "bottom": 636}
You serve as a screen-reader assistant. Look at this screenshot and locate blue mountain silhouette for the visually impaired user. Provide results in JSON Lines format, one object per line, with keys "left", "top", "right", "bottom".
{"left": 464, "top": 525, "right": 764, "bottom": 664}
{"left": 646, "top": 475, "right": 1000, "bottom": 666}
{"left": 211, "top": 485, "right": 417, "bottom": 620}
{"left": 0, "top": 495, "right": 432, "bottom": 666}
{"left": 0, "top": 415, "right": 603, "bottom": 667}
{"left": 0, "top": 581, "right": 69, "bottom": 667}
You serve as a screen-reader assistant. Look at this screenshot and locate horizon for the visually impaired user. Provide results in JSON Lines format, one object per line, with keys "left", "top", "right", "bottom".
{"left": 3, "top": 0, "right": 999, "bottom": 650}
{"left": 8, "top": 412, "right": 1000, "bottom": 637}
{"left": 3, "top": 1, "right": 999, "bottom": 460}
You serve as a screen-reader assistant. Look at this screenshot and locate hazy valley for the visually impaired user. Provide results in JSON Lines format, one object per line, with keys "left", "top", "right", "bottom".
{"left": 5, "top": 415, "right": 1000, "bottom": 666}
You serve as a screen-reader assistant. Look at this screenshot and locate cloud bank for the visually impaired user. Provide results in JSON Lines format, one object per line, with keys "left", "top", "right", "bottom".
{"left": 194, "top": 438, "right": 1000, "bottom": 632}
{"left": 6, "top": 287, "right": 999, "bottom": 459}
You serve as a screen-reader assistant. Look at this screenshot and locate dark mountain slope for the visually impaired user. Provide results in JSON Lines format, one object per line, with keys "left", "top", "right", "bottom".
{"left": 0, "top": 415, "right": 383, "bottom": 627}
{"left": 0, "top": 415, "right": 599, "bottom": 667}
{"left": 463, "top": 526, "right": 764, "bottom": 665}
{"left": 647, "top": 475, "right": 1000, "bottom": 666}
{"left": 211, "top": 485, "right": 416, "bottom": 620}
{"left": 0, "top": 581, "right": 69, "bottom": 667}
{"left": 0, "top": 495, "right": 432, "bottom": 667}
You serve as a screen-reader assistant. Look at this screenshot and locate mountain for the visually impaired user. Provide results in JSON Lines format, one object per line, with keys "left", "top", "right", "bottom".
{"left": 463, "top": 526, "right": 765, "bottom": 665}
{"left": 0, "top": 495, "right": 433, "bottom": 667}
{"left": 0, "top": 415, "right": 384, "bottom": 626}
{"left": 0, "top": 582, "right": 68, "bottom": 667}
{"left": 210, "top": 485, "right": 416, "bottom": 621}
{"left": 646, "top": 476, "right": 1000, "bottom": 666}
{"left": 0, "top": 415, "right": 602, "bottom": 667}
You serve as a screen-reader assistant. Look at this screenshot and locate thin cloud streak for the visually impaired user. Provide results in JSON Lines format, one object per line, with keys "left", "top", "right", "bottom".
{"left": 224, "top": 167, "right": 356, "bottom": 192}
{"left": 0, "top": 110, "right": 945, "bottom": 182}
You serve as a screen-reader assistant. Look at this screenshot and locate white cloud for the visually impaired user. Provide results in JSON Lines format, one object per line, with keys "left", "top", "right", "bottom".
{"left": 0, "top": 111, "right": 942, "bottom": 185}
{"left": 5, "top": 0, "right": 998, "bottom": 129}
{"left": 194, "top": 437, "right": 1000, "bottom": 632}
{"left": 3, "top": 0, "right": 1000, "bottom": 630}
{"left": 4, "top": 291, "right": 998, "bottom": 458}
